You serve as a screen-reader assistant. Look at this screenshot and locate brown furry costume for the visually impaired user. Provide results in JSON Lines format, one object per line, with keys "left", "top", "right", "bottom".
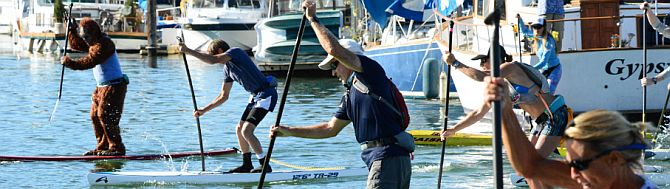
{"left": 63, "top": 18, "right": 127, "bottom": 156}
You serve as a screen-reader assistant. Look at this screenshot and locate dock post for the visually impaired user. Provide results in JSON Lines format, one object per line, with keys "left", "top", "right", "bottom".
{"left": 146, "top": 0, "right": 158, "bottom": 68}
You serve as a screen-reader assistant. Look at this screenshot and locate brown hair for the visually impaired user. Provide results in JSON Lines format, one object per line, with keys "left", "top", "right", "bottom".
{"left": 207, "top": 39, "right": 230, "bottom": 55}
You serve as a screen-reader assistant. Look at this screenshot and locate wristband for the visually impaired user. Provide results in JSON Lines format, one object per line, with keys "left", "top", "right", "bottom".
{"left": 653, "top": 77, "right": 658, "bottom": 84}
{"left": 452, "top": 60, "right": 462, "bottom": 68}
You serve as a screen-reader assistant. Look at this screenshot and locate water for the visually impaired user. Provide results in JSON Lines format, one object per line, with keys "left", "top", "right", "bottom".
{"left": 0, "top": 46, "right": 668, "bottom": 188}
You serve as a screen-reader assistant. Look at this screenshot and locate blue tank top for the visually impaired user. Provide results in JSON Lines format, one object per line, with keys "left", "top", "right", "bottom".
{"left": 93, "top": 52, "right": 123, "bottom": 85}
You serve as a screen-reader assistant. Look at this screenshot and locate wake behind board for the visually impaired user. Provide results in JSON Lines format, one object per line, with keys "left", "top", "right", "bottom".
{"left": 88, "top": 167, "right": 368, "bottom": 185}
{"left": 409, "top": 130, "right": 492, "bottom": 146}
{"left": 0, "top": 148, "right": 237, "bottom": 161}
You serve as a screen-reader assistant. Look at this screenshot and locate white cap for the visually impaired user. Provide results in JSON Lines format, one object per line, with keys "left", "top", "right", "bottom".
{"left": 531, "top": 17, "right": 545, "bottom": 28}
{"left": 318, "top": 39, "right": 364, "bottom": 70}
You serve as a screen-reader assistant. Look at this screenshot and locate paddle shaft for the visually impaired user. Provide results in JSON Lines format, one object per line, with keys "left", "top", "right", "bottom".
{"left": 437, "top": 20, "right": 454, "bottom": 189}
{"left": 517, "top": 14, "right": 522, "bottom": 63}
{"left": 257, "top": 12, "right": 308, "bottom": 188}
{"left": 50, "top": 3, "right": 73, "bottom": 122}
{"left": 177, "top": 32, "right": 206, "bottom": 172}
{"left": 486, "top": 10, "right": 504, "bottom": 189}
{"left": 643, "top": 9, "right": 648, "bottom": 124}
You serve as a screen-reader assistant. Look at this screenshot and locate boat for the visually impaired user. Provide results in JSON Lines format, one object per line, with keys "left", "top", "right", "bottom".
{"left": 12, "top": 0, "right": 174, "bottom": 53}
{"left": 254, "top": 5, "right": 344, "bottom": 75}
{"left": 0, "top": 148, "right": 237, "bottom": 161}
{"left": 87, "top": 167, "right": 368, "bottom": 185}
{"left": 177, "top": 0, "right": 267, "bottom": 52}
{"left": 0, "top": 0, "right": 14, "bottom": 34}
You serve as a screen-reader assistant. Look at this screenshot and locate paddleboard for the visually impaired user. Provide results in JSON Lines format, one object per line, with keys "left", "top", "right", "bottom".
{"left": 87, "top": 167, "right": 368, "bottom": 185}
{"left": 0, "top": 148, "right": 237, "bottom": 161}
{"left": 409, "top": 130, "right": 492, "bottom": 146}
{"left": 510, "top": 170, "right": 670, "bottom": 187}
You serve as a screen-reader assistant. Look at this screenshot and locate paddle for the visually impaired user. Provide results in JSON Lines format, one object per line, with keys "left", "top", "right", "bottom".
{"left": 257, "top": 11, "right": 307, "bottom": 188}
{"left": 643, "top": 8, "right": 648, "bottom": 124}
{"left": 516, "top": 14, "right": 522, "bottom": 63}
{"left": 49, "top": 2, "right": 73, "bottom": 123}
{"left": 485, "top": 9, "right": 504, "bottom": 189}
{"left": 177, "top": 32, "right": 206, "bottom": 172}
{"left": 437, "top": 19, "right": 454, "bottom": 189}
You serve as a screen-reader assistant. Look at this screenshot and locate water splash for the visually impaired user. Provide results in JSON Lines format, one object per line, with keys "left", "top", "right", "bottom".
{"left": 47, "top": 99, "right": 60, "bottom": 125}
{"left": 413, "top": 162, "right": 453, "bottom": 173}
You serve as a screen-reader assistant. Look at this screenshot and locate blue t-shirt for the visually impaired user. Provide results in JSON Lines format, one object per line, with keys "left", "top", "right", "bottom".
{"left": 534, "top": 35, "right": 561, "bottom": 71}
{"left": 538, "top": 0, "right": 564, "bottom": 15}
{"left": 334, "top": 55, "right": 409, "bottom": 167}
{"left": 222, "top": 48, "right": 267, "bottom": 93}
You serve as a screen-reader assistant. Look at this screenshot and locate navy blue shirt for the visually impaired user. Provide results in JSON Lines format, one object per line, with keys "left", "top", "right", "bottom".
{"left": 334, "top": 55, "right": 409, "bottom": 167}
{"left": 222, "top": 48, "right": 267, "bottom": 93}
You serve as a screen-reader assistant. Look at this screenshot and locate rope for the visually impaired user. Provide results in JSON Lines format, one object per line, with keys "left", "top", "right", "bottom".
{"left": 269, "top": 158, "right": 345, "bottom": 171}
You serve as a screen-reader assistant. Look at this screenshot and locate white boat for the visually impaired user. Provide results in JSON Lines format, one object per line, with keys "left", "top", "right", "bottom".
{"left": 87, "top": 167, "right": 368, "bottom": 185}
{"left": 12, "top": 0, "right": 177, "bottom": 53}
{"left": 177, "top": 0, "right": 267, "bottom": 52}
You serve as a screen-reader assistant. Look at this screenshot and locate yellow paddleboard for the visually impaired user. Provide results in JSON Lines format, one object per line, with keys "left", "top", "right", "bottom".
{"left": 409, "top": 130, "right": 492, "bottom": 146}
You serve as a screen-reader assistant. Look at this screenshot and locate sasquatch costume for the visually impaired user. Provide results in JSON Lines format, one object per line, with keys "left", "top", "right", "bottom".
{"left": 63, "top": 18, "right": 129, "bottom": 156}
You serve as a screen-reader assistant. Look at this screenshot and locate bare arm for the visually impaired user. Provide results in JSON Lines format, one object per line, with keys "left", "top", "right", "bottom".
{"left": 195, "top": 82, "right": 233, "bottom": 117}
{"left": 179, "top": 44, "right": 232, "bottom": 65}
{"left": 303, "top": 1, "right": 362, "bottom": 72}
{"left": 487, "top": 77, "right": 580, "bottom": 188}
{"left": 645, "top": 7, "right": 670, "bottom": 37}
{"left": 272, "top": 117, "right": 351, "bottom": 139}
{"left": 452, "top": 100, "right": 491, "bottom": 132}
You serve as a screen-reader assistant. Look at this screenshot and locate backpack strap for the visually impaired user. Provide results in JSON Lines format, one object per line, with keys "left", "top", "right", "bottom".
{"left": 352, "top": 76, "right": 403, "bottom": 117}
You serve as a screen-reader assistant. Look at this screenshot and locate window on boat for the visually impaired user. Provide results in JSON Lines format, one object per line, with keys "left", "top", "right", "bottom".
{"left": 475, "top": 0, "right": 505, "bottom": 20}
{"left": 192, "top": 0, "right": 225, "bottom": 8}
{"left": 229, "top": 0, "right": 261, "bottom": 8}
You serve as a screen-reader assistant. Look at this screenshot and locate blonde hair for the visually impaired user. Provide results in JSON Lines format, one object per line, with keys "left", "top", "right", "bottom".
{"left": 565, "top": 110, "right": 648, "bottom": 172}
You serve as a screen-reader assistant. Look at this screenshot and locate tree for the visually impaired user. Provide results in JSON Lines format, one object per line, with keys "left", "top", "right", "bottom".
{"left": 53, "top": 0, "right": 66, "bottom": 23}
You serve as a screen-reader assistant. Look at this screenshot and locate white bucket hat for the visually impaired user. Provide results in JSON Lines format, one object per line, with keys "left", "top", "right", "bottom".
{"left": 318, "top": 39, "right": 364, "bottom": 70}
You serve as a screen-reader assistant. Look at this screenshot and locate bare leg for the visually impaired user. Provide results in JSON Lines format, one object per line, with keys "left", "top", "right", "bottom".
{"left": 241, "top": 121, "right": 263, "bottom": 156}
{"left": 235, "top": 120, "right": 251, "bottom": 153}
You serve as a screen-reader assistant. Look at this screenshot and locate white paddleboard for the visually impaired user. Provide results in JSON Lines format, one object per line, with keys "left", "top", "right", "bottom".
{"left": 88, "top": 167, "right": 368, "bottom": 185}
{"left": 510, "top": 171, "right": 670, "bottom": 187}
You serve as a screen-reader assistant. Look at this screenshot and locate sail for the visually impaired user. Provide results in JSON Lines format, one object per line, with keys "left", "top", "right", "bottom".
{"left": 361, "top": 0, "right": 462, "bottom": 28}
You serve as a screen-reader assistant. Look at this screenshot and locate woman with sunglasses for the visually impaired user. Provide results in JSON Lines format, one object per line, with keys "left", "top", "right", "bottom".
{"left": 441, "top": 45, "right": 571, "bottom": 188}
{"left": 519, "top": 17, "right": 563, "bottom": 95}
{"left": 485, "top": 76, "right": 657, "bottom": 189}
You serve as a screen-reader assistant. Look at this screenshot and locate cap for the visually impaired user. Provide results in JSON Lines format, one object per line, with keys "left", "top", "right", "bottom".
{"left": 531, "top": 17, "right": 545, "bottom": 28}
{"left": 318, "top": 39, "right": 365, "bottom": 70}
{"left": 471, "top": 44, "right": 510, "bottom": 61}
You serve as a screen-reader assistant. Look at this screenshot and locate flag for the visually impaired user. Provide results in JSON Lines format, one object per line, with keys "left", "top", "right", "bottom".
{"left": 435, "top": 0, "right": 461, "bottom": 18}
{"left": 386, "top": 0, "right": 435, "bottom": 22}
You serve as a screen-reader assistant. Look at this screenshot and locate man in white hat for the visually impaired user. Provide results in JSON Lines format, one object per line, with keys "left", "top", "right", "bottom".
{"left": 270, "top": 1, "right": 412, "bottom": 188}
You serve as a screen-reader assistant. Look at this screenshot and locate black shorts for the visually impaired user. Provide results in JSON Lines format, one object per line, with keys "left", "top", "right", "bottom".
{"left": 240, "top": 102, "right": 269, "bottom": 126}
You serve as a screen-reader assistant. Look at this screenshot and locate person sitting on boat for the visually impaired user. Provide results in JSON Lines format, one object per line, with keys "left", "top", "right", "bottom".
{"left": 178, "top": 39, "right": 278, "bottom": 173}
{"left": 518, "top": 17, "right": 562, "bottom": 94}
{"left": 440, "top": 45, "right": 570, "bottom": 188}
{"left": 60, "top": 17, "right": 129, "bottom": 156}
{"left": 270, "top": 1, "right": 413, "bottom": 188}
{"left": 641, "top": 2, "right": 670, "bottom": 37}
{"left": 485, "top": 76, "right": 657, "bottom": 189}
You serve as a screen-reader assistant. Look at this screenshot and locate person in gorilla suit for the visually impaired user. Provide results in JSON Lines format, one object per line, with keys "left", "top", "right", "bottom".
{"left": 61, "top": 17, "right": 129, "bottom": 156}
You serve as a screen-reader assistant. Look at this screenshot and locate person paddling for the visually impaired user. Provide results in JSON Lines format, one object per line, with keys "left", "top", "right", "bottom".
{"left": 639, "top": 2, "right": 670, "bottom": 90}
{"left": 485, "top": 76, "right": 658, "bottom": 189}
{"left": 270, "top": 1, "right": 413, "bottom": 188}
{"left": 440, "top": 44, "right": 571, "bottom": 188}
{"left": 178, "top": 39, "right": 278, "bottom": 173}
{"left": 61, "top": 18, "right": 129, "bottom": 156}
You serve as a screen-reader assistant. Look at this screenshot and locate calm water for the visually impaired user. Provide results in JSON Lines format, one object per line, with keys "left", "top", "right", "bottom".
{"left": 0, "top": 43, "right": 667, "bottom": 188}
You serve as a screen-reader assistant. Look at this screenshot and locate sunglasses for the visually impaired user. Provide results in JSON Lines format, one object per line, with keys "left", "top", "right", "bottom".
{"left": 566, "top": 143, "right": 648, "bottom": 171}
{"left": 567, "top": 149, "right": 613, "bottom": 171}
{"left": 330, "top": 61, "right": 339, "bottom": 70}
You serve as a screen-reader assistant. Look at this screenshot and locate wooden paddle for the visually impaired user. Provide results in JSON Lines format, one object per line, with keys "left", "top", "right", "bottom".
{"left": 49, "top": 2, "right": 73, "bottom": 123}
{"left": 257, "top": 10, "right": 308, "bottom": 188}
{"left": 177, "top": 32, "right": 206, "bottom": 172}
